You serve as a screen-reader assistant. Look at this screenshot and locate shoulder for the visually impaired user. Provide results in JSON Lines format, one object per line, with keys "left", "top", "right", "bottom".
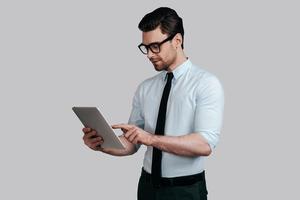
{"left": 134, "top": 72, "right": 164, "bottom": 94}
{"left": 189, "top": 62, "right": 223, "bottom": 94}
{"left": 137, "top": 72, "right": 164, "bottom": 89}
{"left": 189, "top": 63, "right": 218, "bottom": 80}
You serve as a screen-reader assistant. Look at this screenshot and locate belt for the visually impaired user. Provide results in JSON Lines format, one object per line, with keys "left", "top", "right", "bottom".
{"left": 141, "top": 168, "right": 205, "bottom": 187}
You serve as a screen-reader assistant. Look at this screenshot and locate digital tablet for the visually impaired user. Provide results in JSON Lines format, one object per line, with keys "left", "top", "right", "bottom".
{"left": 72, "top": 107, "right": 125, "bottom": 149}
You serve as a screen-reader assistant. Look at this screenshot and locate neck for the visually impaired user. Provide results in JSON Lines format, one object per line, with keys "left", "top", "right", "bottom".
{"left": 167, "top": 50, "right": 187, "bottom": 72}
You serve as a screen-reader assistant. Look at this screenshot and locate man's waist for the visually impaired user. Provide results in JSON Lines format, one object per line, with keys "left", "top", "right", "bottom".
{"left": 141, "top": 168, "right": 206, "bottom": 187}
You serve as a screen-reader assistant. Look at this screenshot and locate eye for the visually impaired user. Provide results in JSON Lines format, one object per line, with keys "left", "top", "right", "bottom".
{"left": 150, "top": 44, "right": 160, "bottom": 52}
{"left": 140, "top": 45, "right": 147, "bottom": 52}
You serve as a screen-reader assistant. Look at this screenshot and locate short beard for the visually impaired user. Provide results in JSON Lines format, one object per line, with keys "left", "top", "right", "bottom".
{"left": 154, "top": 64, "right": 168, "bottom": 71}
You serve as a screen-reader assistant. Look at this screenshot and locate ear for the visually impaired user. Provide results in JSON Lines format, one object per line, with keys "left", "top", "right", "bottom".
{"left": 173, "top": 33, "right": 183, "bottom": 49}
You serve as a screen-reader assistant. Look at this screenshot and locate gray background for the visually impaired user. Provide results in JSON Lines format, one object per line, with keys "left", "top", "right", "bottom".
{"left": 0, "top": 0, "right": 299, "bottom": 199}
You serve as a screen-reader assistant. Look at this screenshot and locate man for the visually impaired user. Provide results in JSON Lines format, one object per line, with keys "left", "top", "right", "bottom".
{"left": 82, "top": 7, "right": 224, "bottom": 200}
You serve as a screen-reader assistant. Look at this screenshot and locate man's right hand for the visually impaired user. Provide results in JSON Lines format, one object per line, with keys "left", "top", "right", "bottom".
{"left": 82, "top": 127, "right": 104, "bottom": 151}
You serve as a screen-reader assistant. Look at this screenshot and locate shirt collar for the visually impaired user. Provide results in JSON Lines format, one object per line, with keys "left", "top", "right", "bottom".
{"left": 162, "top": 59, "right": 191, "bottom": 81}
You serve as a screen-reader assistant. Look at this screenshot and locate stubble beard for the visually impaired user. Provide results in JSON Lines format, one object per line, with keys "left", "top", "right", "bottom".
{"left": 152, "top": 60, "right": 168, "bottom": 72}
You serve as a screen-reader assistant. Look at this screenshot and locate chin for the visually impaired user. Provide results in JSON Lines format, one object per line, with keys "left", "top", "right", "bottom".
{"left": 153, "top": 63, "right": 167, "bottom": 71}
{"left": 153, "top": 65, "right": 164, "bottom": 72}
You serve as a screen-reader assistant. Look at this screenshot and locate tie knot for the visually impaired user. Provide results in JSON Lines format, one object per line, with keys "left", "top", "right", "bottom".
{"left": 167, "top": 72, "right": 174, "bottom": 82}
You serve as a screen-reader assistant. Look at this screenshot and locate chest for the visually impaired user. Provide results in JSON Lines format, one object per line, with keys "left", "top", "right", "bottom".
{"left": 142, "top": 80, "right": 198, "bottom": 116}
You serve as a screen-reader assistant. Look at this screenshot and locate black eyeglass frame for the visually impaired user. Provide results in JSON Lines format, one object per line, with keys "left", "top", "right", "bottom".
{"left": 138, "top": 34, "right": 177, "bottom": 55}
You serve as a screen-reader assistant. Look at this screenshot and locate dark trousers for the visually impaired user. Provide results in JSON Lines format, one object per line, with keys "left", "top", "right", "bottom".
{"left": 137, "top": 169, "right": 208, "bottom": 200}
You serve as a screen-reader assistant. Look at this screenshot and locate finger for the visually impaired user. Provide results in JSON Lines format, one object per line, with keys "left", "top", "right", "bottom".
{"left": 112, "top": 124, "right": 133, "bottom": 131}
{"left": 90, "top": 137, "right": 103, "bottom": 144}
{"left": 86, "top": 131, "right": 97, "bottom": 138}
{"left": 91, "top": 141, "right": 103, "bottom": 149}
{"left": 82, "top": 127, "right": 92, "bottom": 133}
{"left": 84, "top": 136, "right": 103, "bottom": 148}
{"left": 133, "top": 136, "right": 140, "bottom": 145}
{"left": 124, "top": 127, "right": 137, "bottom": 138}
{"left": 132, "top": 131, "right": 142, "bottom": 144}
{"left": 83, "top": 131, "right": 97, "bottom": 140}
{"left": 128, "top": 130, "right": 138, "bottom": 142}
{"left": 86, "top": 135, "right": 103, "bottom": 146}
{"left": 90, "top": 141, "right": 103, "bottom": 150}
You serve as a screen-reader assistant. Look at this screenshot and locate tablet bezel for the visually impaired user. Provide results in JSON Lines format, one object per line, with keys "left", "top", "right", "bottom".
{"left": 72, "top": 107, "right": 125, "bottom": 149}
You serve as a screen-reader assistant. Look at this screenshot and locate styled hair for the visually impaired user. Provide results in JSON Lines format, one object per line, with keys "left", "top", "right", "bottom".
{"left": 138, "top": 7, "right": 184, "bottom": 49}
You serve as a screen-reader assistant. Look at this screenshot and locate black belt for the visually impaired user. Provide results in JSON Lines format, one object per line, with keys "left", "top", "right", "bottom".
{"left": 141, "top": 168, "right": 205, "bottom": 187}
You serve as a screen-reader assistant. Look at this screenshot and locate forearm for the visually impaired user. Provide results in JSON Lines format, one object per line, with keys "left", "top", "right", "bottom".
{"left": 101, "top": 136, "right": 137, "bottom": 156}
{"left": 151, "top": 133, "right": 211, "bottom": 157}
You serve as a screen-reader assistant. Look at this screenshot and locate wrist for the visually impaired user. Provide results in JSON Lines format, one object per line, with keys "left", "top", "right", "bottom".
{"left": 149, "top": 134, "right": 158, "bottom": 146}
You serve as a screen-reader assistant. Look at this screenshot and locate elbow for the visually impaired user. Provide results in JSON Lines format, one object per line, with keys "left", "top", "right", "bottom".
{"left": 202, "top": 145, "right": 212, "bottom": 156}
{"left": 195, "top": 144, "right": 212, "bottom": 157}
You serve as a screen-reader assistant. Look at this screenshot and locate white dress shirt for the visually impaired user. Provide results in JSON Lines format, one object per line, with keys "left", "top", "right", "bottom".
{"left": 128, "top": 59, "right": 224, "bottom": 178}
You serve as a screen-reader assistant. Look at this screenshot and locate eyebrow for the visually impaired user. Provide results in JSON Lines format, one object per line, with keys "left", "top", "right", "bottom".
{"left": 141, "top": 41, "right": 161, "bottom": 46}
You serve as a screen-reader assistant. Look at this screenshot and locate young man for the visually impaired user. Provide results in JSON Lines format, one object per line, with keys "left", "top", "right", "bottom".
{"left": 82, "top": 7, "right": 224, "bottom": 200}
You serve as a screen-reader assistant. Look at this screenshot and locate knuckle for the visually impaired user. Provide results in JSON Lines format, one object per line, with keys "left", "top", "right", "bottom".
{"left": 88, "top": 132, "right": 94, "bottom": 137}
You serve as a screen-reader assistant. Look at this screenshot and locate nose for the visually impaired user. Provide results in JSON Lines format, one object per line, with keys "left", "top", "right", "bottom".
{"left": 147, "top": 49, "right": 155, "bottom": 59}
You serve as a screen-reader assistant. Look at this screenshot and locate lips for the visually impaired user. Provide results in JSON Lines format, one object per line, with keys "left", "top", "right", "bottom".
{"left": 151, "top": 59, "right": 160, "bottom": 63}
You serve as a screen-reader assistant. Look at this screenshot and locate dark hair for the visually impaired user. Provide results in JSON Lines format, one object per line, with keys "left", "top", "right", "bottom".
{"left": 138, "top": 7, "right": 184, "bottom": 49}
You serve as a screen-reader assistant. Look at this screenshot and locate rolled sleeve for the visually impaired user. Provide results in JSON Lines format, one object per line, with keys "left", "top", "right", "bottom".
{"left": 194, "top": 75, "right": 224, "bottom": 150}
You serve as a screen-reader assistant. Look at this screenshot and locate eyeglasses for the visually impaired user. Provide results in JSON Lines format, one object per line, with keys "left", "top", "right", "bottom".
{"left": 138, "top": 34, "right": 176, "bottom": 55}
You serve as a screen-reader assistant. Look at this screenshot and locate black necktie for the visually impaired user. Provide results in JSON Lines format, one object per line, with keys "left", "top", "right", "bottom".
{"left": 151, "top": 72, "right": 174, "bottom": 187}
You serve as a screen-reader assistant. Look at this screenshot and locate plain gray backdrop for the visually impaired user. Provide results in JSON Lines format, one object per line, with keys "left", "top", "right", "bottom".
{"left": 1, "top": 0, "right": 299, "bottom": 199}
